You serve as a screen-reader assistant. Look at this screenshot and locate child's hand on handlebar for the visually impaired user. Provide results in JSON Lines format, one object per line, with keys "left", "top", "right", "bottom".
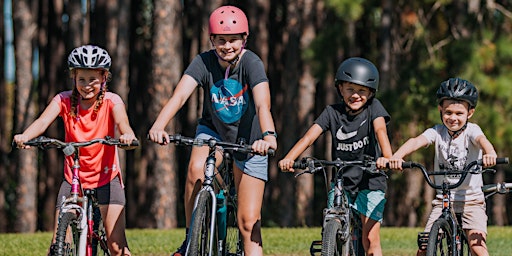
{"left": 278, "top": 159, "right": 295, "bottom": 173}
{"left": 482, "top": 153, "right": 497, "bottom": 168}
{"left": 148, "top": 128, "right": 169, "bottom": 145}
{"left": 13, "top": 134, "right": 31, "bottom": 149}
{"left": 251, "top": 139, "right": 275, "bottom": 156}
{"left": 119, "top": 133, "right": 137, "bottom": 145}
{"left": 376, "top": 157, "right": 389, "bottom": 169}
{"left": 388, "top": 157, "right": 405, "bottom": 171}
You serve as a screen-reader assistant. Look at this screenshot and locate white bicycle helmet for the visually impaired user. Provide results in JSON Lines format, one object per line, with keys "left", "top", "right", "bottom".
{"left": 68, "top": 45, "right": 111, "bottom": 70}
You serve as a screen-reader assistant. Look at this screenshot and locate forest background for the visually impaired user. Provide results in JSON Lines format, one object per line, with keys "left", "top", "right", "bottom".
{"left": 1, "top": 0, "right": 512, "bottom": 233}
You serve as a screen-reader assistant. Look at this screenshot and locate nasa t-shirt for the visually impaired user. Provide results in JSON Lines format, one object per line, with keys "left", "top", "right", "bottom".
{"left": 184, "top": 49, "right": 269, "bottom": 147}
{"left": 314, "top": 99, "right": 390, "bottom": 192}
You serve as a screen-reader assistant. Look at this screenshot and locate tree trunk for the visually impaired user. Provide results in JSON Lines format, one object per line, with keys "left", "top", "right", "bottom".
{"left": 13, "top": 0, "right": 37, "bottom": 233}
{"left": 147, "top": 0, "right": 183, "bottom": 228}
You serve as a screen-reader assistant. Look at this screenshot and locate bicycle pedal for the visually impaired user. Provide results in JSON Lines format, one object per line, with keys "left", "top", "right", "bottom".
{"left": 309, "top": 240, "right": 322, "bottom": 255}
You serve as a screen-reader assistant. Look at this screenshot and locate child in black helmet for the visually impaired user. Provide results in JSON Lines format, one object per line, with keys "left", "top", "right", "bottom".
{"left": 389, "top": 78, "right": 497, "bottom": 256}
{"left": 279, "top": 57, "right": 392, "bottom": 255}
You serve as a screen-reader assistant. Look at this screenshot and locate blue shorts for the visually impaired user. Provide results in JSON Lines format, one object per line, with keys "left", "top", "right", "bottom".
{"left": 195, "top": 125, "right": 269, "bottom": 181}
{"left": 347, "top": 189, "right": 386, "bottom": 222}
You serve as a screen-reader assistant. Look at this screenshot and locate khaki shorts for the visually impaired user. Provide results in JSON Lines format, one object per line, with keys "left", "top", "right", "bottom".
{"left": 424, "top": 199, "right": 487, "bottom": 234}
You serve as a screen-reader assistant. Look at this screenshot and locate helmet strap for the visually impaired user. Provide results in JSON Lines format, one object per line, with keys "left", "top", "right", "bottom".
{"left": 211, "top": 35, "right": 246, "bottom": 80}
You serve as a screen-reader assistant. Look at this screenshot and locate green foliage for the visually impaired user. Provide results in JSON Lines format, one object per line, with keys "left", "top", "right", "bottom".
{"left": 325, "top": 0, "right": 365, "bottom": 20}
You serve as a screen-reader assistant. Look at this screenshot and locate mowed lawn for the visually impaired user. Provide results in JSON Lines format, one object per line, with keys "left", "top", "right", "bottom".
{"left": 1, "top": 226, "right": 512, "bottom": 255}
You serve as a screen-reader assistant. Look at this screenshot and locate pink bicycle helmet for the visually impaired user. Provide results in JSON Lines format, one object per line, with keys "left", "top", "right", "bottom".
{"left": 209, "top": 6, "right": 249, "bottom": 35}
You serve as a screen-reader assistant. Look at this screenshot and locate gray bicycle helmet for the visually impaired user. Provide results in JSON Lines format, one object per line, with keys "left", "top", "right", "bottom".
{"left": 68, "top": 45, "right": 111, "bottom": 70}
{"left": 436, "top": 78, "right": 478, "bottom": 108}
{"left": 335, "top": 57, "right": 379, "bottom": 91}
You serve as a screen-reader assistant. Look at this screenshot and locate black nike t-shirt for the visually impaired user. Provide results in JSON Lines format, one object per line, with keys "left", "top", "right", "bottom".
{"left": 314, "top": 99, "right": 390, "bottom": 193}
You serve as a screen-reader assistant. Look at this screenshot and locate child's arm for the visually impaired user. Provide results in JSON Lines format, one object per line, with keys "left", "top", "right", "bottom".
{"left": 112, "top": 104, "right": 137, "bottom": 145}
{"left": 475, "top": 134, "right": 497, "bottom": 167}
{"left": 252, "top": 81, "right": 277, "bottom": 153}
{"left": 278, "top": 124, "right": 323, "bottom": 172}
{"left": 13, "top": 100, "right": 60, "bottom": 148}
{"left": 388, "top": 135, "right": 430, "bottom": 170}
{"left": 373, "top": 116, "right": 392, "bottom": 168}
{"left": 148, "top": 75, "right": 198, "bottom": 144}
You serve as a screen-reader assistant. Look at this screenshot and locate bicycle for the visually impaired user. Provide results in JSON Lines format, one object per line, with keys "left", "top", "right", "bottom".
{"left": 22, "top": 136, "right": 139, "bottom": 256}
{"left": 160, "top": 134, "right": 274, "bottom": 256}
{"left": 292, "top": 155, "right": 384, "bottom": 256}
{"left": 402, "top": 157, "right": 509, "bottom": 256}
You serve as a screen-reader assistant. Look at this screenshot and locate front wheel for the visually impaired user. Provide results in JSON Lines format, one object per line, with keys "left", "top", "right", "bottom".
{"left": 188, "top": 190, "right": 218, "bottom": 256}
{"left": 53, "top": 212, "right": 80, "bottom": 256}
{"left": 426, "top": 219, "right": 453, "bottom": 256}
{"left": 321, "top": 219, "right": 351, "bottom": 256}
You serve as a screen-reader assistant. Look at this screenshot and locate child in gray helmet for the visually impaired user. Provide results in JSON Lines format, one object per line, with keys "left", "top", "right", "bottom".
{"left": 388, "top": 78, "right": 497, "bottom": 256}
{"left": 279, "top": 57, "right": 392, "bottom": 256}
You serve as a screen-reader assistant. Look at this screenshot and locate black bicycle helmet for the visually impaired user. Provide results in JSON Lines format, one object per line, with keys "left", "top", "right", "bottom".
{"left": 436, "top": 78, "right": 478, "bottom": 108}
{"left": 68, "top": 45, "right": 111, "bottom": 71}
{"left": 335, "top": 57, "right": 379, "bottom": 91}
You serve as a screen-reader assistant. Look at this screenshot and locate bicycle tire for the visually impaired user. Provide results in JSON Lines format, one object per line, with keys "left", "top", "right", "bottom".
{"left": 53, "top": 212, "right": 80, "bottom": 256}
{"left": 223, "top": 203, "right": 243, "bottom": 256}
{"left": 321, "top": 219, "right": 351, "bottom": 256}
{"left": 188, "top": 190, "right": 218, "bottom": 256}
{"left": 426, "top": 219, "right": 453, "bottom": 256}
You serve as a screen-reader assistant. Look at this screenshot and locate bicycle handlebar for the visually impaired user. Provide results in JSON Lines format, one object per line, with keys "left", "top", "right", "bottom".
{"left": 292, "top": 156, "right": 381, "bottom": 177}
{"left": 22, "top": 136, "right": 139, "bottom": 156}
{"left": 165, "top": 134, "right": 275, "bottom": 156}
{"left": 402, "top": 157, "right": 509, "bottom": 190}
{"left": 481, "top": 182, "right": 512, "bottom": 194}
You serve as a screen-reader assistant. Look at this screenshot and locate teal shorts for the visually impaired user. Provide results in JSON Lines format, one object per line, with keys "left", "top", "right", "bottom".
{"left": 347, "top": 189, "right": 386, "bottom": 222}
{"left": 195, "top": 125, "right": 269, "bottom": 181}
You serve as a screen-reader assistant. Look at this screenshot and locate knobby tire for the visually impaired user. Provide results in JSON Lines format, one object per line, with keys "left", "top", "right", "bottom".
{"left": 189, "top": 190, "right": 217, "bottom": 256}
{"left": 321, "top": 219, "right": 351, "bottom": 256}
{"left": 223, "top": 203, "right": 243, "bottom": 256}
{"left": 426, "top": 219, "right": 453, "bottom": 256}
{"left": 53, "top": 212, "right": 79, "bottom": 256}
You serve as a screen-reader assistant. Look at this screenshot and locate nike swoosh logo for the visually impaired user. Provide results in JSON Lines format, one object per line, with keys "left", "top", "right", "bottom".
{"left": 336, "top": 126, "right": 357, "bottom": 140}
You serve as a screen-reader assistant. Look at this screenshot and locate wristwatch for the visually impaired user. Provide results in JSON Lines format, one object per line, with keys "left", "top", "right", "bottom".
{"left": 262, "top": 130, "right": 277, "bottom": 139}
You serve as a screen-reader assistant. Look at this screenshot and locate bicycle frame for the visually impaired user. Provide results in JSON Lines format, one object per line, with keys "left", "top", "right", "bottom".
{"left": 164, "top": 134, "right": 273, "bottom": 256}
{"left": 22, "top": 136, "right": 137, "bottom": 256}
{"left": 293, "top": 156, "right": 380, "bottom": 256}
{"left": 404, "top": 158, "right": 509, "bottom": 256}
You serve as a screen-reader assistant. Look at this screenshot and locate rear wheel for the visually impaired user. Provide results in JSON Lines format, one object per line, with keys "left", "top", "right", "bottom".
{"left": 223, "top": 202, "right": 243, "bottom": 256}
{"left": 426, "top": 219, "right": 453, "bottom": 256}
{"left": 53, "top": 212, "right": 80, "bottom": 256}
{"left": 188, "top": 190, "right": 217, "bottom": 256}
{"left": 321, "top": 219, "right": 351, "bottom": 256}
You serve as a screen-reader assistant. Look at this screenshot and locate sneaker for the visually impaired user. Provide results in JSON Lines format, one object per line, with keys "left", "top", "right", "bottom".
{"left": 171, "top": 240, "right": 187, "bottom": 256}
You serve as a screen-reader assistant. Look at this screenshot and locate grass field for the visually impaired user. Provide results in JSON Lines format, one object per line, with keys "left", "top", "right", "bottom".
{"left": 1, "top": 226, "right": 512, "bottom": 255}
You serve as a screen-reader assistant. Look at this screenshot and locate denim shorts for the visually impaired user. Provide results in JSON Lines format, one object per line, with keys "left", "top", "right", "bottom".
{"left": 195, "top": 125, "right": 269, "bottom": 181}
{"left": 56, "top": 176, "right": 126, "bottom": 208}
{"left": 348, "top": 189, "right": 386, "bottom": 222}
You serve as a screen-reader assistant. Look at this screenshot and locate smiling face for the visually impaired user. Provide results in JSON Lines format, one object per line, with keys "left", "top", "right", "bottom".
{"left": 438, "top": 99, "right": 475, "bottom": 134}
{"left": 73, "top": 68, "right": 105, "bottom": 101}
{"left": 211, "top": 34, "right": 246, "bottom": 62}
{"left": 338, "top": 82, "right": 373, "bottom": 112}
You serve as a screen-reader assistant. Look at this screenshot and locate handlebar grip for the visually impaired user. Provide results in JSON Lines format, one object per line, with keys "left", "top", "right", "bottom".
{"left": 130, "top": 140, "right": 140, "bottom": 147}
{"left": 497, "top": 157, "right": 509, "bottom": 164}
{"left": 267, "top": 148, "right": 275, "bottom": 156}
{"left": 402, "top": 161, "right": 414, "bottom": 169}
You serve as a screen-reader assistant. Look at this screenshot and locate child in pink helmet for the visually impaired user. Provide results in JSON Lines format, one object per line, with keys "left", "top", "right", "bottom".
{"left": 148, "top": 5, "right": 277, "bottom": 256}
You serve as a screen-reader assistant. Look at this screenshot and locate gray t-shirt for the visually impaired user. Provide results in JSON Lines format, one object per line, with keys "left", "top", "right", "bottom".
{"left": 421, "top": 122, "right": 485, "bottom": 201}
{"left": 184, "top": 49, "right": 269, "bottom": 147}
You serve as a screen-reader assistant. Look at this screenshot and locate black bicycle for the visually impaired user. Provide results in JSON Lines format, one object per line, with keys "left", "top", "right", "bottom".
{"left": 160, "top": 134, "right": 274, "bottom": 256}
{"left": 22, "top": 136, "right": 139, "bottom": 256}
{"left": 403, "top": 157, "right": 509, "bottom": 256}
{"left": 292, "top": 156, "right": 384, "bottom": 256}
